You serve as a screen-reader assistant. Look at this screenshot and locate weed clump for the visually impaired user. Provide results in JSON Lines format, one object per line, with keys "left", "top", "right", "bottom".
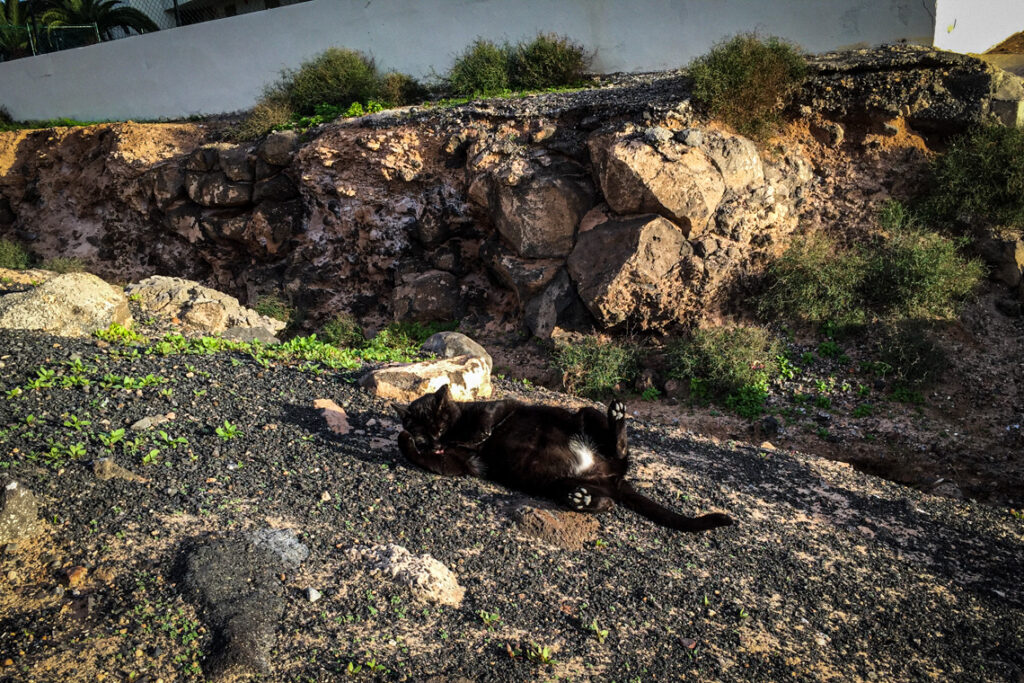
{"left": 509, "top": 33, "right": 587, "bottom": 91}
{"left": 924, "top": 124, "right": 1024, "bottom": 229}
{"left": 319, "top": 313, "right": 365, "bottom": 348}
{"left": 667, "top": 326, "right": 781, "bottom": 417}
{"left": 279, "top": 48, "right": 380, "bottom": 116}
{"left": 253, "top": 293, "right": 293, "bottom": 323}
{"left": 760, "top": 201, "right": 983, "bottom": 329}
{"left": 234, "top": 96, "right": 293, "bottom": 141}
{"left": 40, "top": 257, "right": 85, "bottom": 274}
{"left": 872, "top": 321, "right": 947, "bottom": 388}
{"left": 552, "top": 336, "right": 639, "bottom": 398}
{"left": 689, "top": 33, "right": 806, "bottom": 139}
{"left": 378, "top": 71, "right": 428, "bottom": 107}
{"left": 448, "top": 39, "right": 512, "bottom": 98}
{"left": 0, "top": 238, "right": 30, "bottom": 269}
{"left": 447, "top": 33, "right": 589, "bottom": 98}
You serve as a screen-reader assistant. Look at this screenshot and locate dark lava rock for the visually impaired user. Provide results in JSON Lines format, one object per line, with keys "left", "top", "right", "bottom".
{"left": 179, "top": 534, "right": 290, "bottom": 678}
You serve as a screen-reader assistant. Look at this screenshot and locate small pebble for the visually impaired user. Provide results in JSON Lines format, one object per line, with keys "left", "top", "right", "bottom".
{"left": 306, "top": 587, "right": 322, "bottom": 603}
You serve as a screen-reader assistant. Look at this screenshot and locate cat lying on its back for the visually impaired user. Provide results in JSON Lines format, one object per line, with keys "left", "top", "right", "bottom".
{"left": 396, "top": 385, "right": 733, "bottom": 533}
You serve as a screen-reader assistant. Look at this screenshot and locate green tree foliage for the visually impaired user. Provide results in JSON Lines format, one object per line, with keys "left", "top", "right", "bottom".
{"left": 39, "top": 0, "right": 159, "bottom": 41}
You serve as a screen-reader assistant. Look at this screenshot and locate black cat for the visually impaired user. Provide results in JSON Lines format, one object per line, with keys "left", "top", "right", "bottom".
{"left": 395, "top": 385, "right": 733, "bottom": 533}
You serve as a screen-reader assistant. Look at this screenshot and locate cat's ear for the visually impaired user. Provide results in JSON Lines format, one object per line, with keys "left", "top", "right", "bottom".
{"left": 393, "top": 403, "right": 409, "bottom": 422}
{"left": 433, "top": 383, "right": 451, "bottom": 412}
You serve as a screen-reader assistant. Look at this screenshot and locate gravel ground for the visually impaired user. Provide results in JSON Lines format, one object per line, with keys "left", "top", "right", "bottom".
{"left": 1, "top": 328, "right": 1022, "bottom": 682}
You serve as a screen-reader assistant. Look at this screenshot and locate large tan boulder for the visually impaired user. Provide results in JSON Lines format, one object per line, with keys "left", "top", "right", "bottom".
{"left": 0, "top": 272, "right": 132, "bottom": 337}
{"left": 124, "top": 276, "right": 285, "bottom": 335}
{"left": 567, "top": 214, "right": 692, "bottom": 329}
{"left": 358, "top": 355, "right": 492, "bottom": 402}
{"left": 589, "top": 132, "right": 725, "bottom": 237}
{"left": 471, "top": 153, "right": 594, "bottom": 258}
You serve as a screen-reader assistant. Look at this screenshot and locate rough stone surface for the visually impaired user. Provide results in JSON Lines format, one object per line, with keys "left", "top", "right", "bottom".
{"left": 514, "top": 504, "right": 600, "bottom": 550}
{"left": 346, "top": 543, "right": 465, "bottom": 606}
{"left": 420, "top": 331, "right": 492, "bottom": 371}
{"left": 523, "top": 268, "right": 579, "bottom": 338}
{"left": 567, "top": 214, "right": 693, "bottom": 329}
{"left": 250, "top": 528, "right": 310, "bottom": 570}
{"left": 259, "top": 130, "right": 299, "bottom": 166}
{"left": 392, "top": 270, "right": 459, "bottom": 322}
{"left": 978, "top": 238, "right": 1024, "bottom": 289}
{"left": 589, "top": 132, "right": 725, "bottom": 237}
{"left": 359, "top": 355, "right": 492, "bottom": 402}
{"left": 801, "top": 45, "right": 1024, "bottom": 133}
{"left": 473, "top": 153, "right": 595, "bottom": 258}
{"left": 0, "top": 272, "right": 132, "bottom": 337}
{"left": 124, "top": 276, "right": 285, "bottom": 335}
{"left": 93, "top": 458, "right": 148, "bottom": 483}
{"left": 0, "top": 481, "right": 44, "bottom": 545}
{"left": 180, "top": 535, "right": 288, "bottom": 678}
{"left": 480, "top": 241, "right": 563, "bottom": 305}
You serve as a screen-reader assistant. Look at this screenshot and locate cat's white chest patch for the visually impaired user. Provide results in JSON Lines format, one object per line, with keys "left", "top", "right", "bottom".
{"left": 568, "top": 435, "right": 596, "bottom": 474}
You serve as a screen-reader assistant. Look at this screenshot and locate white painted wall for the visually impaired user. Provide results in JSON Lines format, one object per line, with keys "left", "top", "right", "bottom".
{"left": 933, "top": 0, "right": 1024, "bottom": 53}
{"left": 0, "top": 0, "right": 937, "bottom": 121}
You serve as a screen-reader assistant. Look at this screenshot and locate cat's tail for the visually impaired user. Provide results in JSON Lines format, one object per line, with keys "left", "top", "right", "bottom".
{"left": 616, "top": 482, "right": 733, "bottom": 533}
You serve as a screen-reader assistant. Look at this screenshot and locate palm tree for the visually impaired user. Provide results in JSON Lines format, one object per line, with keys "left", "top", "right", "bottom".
{"left": 39, "top": 0, "right": 158, "bottom": 41}
{"left": 0, "top": 0, "right": 31, "bottom": 59}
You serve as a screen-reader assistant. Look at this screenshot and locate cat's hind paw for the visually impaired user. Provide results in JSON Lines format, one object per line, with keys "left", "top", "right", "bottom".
{"left": 568, "top": 486, "right": 592, "bottom": 511}
{"left": 609, "top": 400, "right": 626, "bottom": 422}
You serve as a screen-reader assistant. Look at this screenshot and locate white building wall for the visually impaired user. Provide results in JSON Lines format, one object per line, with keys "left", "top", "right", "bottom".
{"left": 0, "top": 0, "right": 937, "bottom": 122}
{"left": 933, "top": 0, "right": 1024, "bottom": 53}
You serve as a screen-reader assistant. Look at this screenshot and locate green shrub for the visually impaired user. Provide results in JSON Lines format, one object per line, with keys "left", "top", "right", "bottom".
{"left": 873, "top": 322, "right": 947, "bottom": 388}
{"left": 863, "top": 209, "right": 984, "bottom": 319}
{"left": 689, "top": 33, "right": 807, "bottom": 139}
{"left": 758, "top": 233, "right": 867, "bottom": 327}
{"left": 253, "top": 293, "right": 293, "bottom": 323}
{"left": 378, "top": 71, "right": 427, "bottom": 107}
{"left": 667, "top": 326, "right": 782, "bottom": 400}
{"left": 924, "top": 124, "right": 1024, "bottom": 229}
{"left": 509, "top": 33, "right": 587, "bottom": 91}
{"left": 319, "top": 313, "right": 365, "bottom": 348}
{"left": 447, "top": 39, "right": 512, "bottom": 97}
{"left": 553, "top": 336, "right": 640, "bottom": 398}
{"left": 761, "top": 202, "right": 983, "bottom": 328}
{"left": 280, "top": 48, "right": 380, "bottom": 116}
{"left": 0, "top": 238, "right": 30, "bottom": 269}
{"left": 40, "top": 257, "right": 85, "bottom": 273}
{"left": 234, "top": 96, "right": 294, "bottom": 141}
{"left": 0, "top": 106, "right": 13, "bottom": 127}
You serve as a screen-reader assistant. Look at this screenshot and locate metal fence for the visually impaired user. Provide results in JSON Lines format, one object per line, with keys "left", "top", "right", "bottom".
{"left": 0, "top": 0, "right": 311, "bottom": 62}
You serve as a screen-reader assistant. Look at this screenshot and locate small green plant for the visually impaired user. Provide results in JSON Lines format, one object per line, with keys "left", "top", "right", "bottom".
{"left": 40, "top": 256, "right": 85, "bottom": 273}
{"left": 817, "top": 340, "right": 841, "bottom": 359}
{"left": 0, "top": 238, "right": 31, "bottom": 269}
{"left": 319, "top": 313, "right": 365, "bottom": 348}
{"left": 689, "top": 33, "right": 807, "bottom": 139}
{"left": 478, "top": 609, "right": 500, "bottom": 629}
{"left": 552, "top": 336, "right": 640, "bottom": 398}
{"left": 777, "top": 355, "right": 799, "bottom": 380}
{"left": 668, "top": 326, "right": 781, "bottom": 400}
{"left": 852, "top": 403, "right": 874, "bottom": 418}
{"left": 526, "top": 642, "right": 555, "bottom": 665}
{"left": 142, "top": 448, "right": 160, "bottom": 466}
{"left": 724, "top": 381, "right": 770, "bottom": 419}
{"left": 588, "top": 618, "right": 609, "bottom": 644}
{"left": 253, "top": 293, "right": 292, "bottom": 323}
{"left": 63, "top": 414, "right": 91, "bottom": 431}
{"left": 94, "top": 322, "right": 146, "bottom": 346}
{"left": 891, "top": 385, "right": 925, "bottom": 404}
{"left": 640, "top": 386, "right": 662, "bottom": 401}
{"left": 215, "top": 420, "right": 240, "bottom": 441}
{"left": 99, "top": 428, "right": 126, "bottom": 450}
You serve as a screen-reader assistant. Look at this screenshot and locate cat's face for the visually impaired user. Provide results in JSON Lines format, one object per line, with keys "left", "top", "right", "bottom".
{"left": 396, "top": 385, "right": 459, "bottom": 455}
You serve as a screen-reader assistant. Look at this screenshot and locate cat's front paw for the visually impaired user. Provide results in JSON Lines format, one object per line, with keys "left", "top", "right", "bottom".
{"left": 568, "top": 486, "right": 592, "bottom": 511}
{"left": 609, "top": 400, "right": 626, "bottom": 422}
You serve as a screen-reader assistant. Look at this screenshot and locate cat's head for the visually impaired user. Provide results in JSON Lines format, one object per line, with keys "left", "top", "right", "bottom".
{"left": 394, "top": 384, "right": 460, "bottom": 455}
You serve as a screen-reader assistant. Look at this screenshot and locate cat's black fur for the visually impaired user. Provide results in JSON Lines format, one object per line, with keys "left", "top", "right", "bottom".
{"left": 395, "top": 385, "right": 733, "bottom": 533}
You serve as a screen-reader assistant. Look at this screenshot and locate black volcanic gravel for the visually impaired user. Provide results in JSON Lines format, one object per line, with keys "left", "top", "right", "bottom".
{"left": 0, "top": 328, "right": 1022, "bottom": 682}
